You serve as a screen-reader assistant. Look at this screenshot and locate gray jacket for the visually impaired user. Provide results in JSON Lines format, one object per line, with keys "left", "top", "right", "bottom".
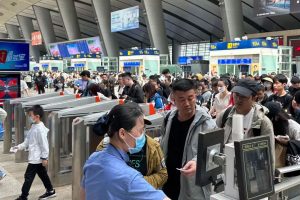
{"left": 161, "top": 106, "right": 217, "bottom": 200}
{"left": 216, "top": 104, "right": 275, "bottom": 168}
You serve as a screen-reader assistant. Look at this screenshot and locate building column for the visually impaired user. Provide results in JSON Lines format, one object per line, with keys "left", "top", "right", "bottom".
{"left": 5, "top": 24, "right": 21, "bottom": 39}
{"left": 56, "top": 0, "right": 81, "bottom": 40}
{"left": 143, "top": 0, "right": 169, "bottom": 54}
{"left": 33, "top": 6, "right": 56, "bottom": 50}
{"left": 143, "top": 10, "right": 154, "bottom": 48}
{"left": 0, "top": 33, "right": 8, "bottom": 39}
{"left": 92, "top": 0, "right": 119, "bottom": 57}
{"left": 17, "top": 15, "right": 40, "bottom": 62}
{"left": 172, "top": 40, "right": 181, "bottom": 64}
{"left": 219, "top": 0, "right": 244, "bottom": 41}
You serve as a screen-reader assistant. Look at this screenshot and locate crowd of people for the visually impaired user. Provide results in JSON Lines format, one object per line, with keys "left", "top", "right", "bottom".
{"left": 3, "top": 68, "right": 300, "bottom": 200}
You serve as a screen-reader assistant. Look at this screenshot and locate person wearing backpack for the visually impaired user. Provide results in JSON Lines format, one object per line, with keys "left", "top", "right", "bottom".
{"left": 35, "top": 71, "right": 47, "bottom": 94}
{"left": 216, "top": 79, "right": 275, "bottom": 167}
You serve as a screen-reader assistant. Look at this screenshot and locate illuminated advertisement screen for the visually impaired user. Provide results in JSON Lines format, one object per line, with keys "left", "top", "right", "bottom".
{"left": 86, "top": 37, "right": 102, "bottom": 54}
{"left": 0, "top": 42, "right": 29, "bottom": 71}
{"left": 48, "top": 36, "right": 102, "bottom": 58}
{"left": 254, "top": 0, "right": 290, "bottom": 17}
{"left": 111, "top": 6, "right": 139, "bottom": 32}
{"left": 49, "top": 44, "right": 60, "bottom": 57}
{"left": 66, "top": 43, "right": 80, "bottom": 55}
{"left": 0, "top": 73, "right": 21, "bottom": 103}
{"left": 254, "top": 0, "right": 300, "bottom": 16}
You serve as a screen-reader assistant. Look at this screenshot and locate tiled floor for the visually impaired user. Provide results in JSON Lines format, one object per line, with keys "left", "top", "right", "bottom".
{"left": 0, "top": 143, "right": 72, "bottom": 200}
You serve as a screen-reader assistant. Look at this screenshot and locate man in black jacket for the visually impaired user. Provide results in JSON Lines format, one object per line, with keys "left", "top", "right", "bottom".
{"left": 120, "top": 72, "right": 144, "bottom": 103}
{"left": 35, "top": 71, "right": 47, "bottom": 94}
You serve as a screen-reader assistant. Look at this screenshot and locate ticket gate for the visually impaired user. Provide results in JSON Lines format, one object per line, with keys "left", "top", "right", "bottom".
{"left": 71, "top": 110, "right": 164, "bottom": 200}
{"left": 48, "top": 100, "right": 120, "bottom": 187}
{"left": 3, "top": 92, "right": 62, "bottom": 154}
{"left": 14, "top": 95, "right": 77, "bottom": 162}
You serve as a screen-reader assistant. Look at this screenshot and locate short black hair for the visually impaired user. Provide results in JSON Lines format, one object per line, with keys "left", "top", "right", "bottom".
{"left": 257, "top": 84, "right": 265, "bottom": 91}
{"left": 162, "top": 69, "right": 170, "bottom": 75}
{"left": 172, "top": 78, "right": 196, "bottom": 92}
{"left": 200, "top": 79, "right": 209, "bottom": 86}
{"left": 121, "top": 72, "right": 132, "bottom": 79}
{"left": 295, "top": 90, "right": 300, "bottom": 104}
{"left": 273, "top": 74, "right": 288, "bottom": 84}
{"left": 291, "top": 76, "right": 300, "bottom": 84}
{"left": 149, "top": 75, "right": 160, "bottom": 84}
{"left": 28, "top": 105, "right": 44, "bottom": 119}
{"left": 80, "top": 70, "right": 91, "bottom": 78}
{"left": 107, "top": 103, "right": 144, "bottom": 137}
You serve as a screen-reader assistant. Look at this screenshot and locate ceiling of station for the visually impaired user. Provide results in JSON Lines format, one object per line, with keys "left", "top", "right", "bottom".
{"left": 0, "top": 0, "right": 299, "bottom": 49}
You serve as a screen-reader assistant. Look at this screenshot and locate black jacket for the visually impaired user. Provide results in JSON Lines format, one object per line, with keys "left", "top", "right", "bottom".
{"left": 122, "top": 83, "right": 144, "bottom": 103}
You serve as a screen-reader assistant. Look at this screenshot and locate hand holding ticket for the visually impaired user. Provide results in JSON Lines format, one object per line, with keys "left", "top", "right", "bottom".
{"left": 10, "top": 146, "right": 18, "bottom": 153}
{"left": 176, "top": 168, "right": 188, "bottom": 172}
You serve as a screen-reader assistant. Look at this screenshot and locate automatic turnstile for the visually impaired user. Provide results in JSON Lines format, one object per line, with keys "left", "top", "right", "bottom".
{"left": 71, "top": 111, "right": 164, "bottom": 200}
{"left": 3, "top": 92, "right": 63, "bottom": 154}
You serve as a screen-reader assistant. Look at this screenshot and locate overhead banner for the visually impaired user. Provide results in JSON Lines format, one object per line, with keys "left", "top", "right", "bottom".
{"left": 254, "top": 0, "right": 300, "bottom": 17}
{"left": 119, "top": 49, "right": 159, "bottom": 56}
{"left": 111, "top": 6, "right": 139, "bottom": 32}
{"left": 31, "top": 31, "right": 42, "bottom": 46}
{"left": 0, "top": 41, "right": 29, "bottom": 71}
{"left": 210, "top": 39, "right": 278, "bottom": 51}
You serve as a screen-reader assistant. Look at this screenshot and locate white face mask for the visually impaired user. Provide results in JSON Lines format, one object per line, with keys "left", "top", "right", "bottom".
{"left": 28, "top": 117, "right": 35, "bottom": 124}
{"left": 218, "top": 86, "right": 226, "bottom": 93}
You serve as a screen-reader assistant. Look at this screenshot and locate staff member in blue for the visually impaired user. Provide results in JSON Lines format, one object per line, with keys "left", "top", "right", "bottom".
{"left": 80, "top": 102, "right": 170, "bottom": 200}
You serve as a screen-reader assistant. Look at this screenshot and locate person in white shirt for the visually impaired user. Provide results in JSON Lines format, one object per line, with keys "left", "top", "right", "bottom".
{"left": 13, "top": 105, "right": 56, "bottom": 200}
{"left": 210, "top": 78, "right": 231, "bottom": 118}
{"left": 21, "top": 80, "right": 29, "bottom": 97}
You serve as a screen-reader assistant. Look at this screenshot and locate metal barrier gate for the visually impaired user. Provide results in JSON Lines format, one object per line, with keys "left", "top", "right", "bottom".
{"left": 71, "top": 111, "right": 164, "bottom": 200}
{"left": 48, "top": 100, "right": 120, "bottom": 186}
{"left": 14, "top": 95, "right": 77, "bottom": 162}
{"left": 3, "top": 93, "right": 62, "bottom": 154}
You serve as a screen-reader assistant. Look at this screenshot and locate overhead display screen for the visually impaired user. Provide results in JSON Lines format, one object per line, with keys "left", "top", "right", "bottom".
{"left": 66, "top": 43, "right": 80, "bottom": 55}
{"left": 254, "top": 0, "right": 300, "bottom": 17}
{"left": 48, "top": 37, "right": 102, "bottom": 58}
{"left": 0, "top": 41, "right": 29, "bottom": 71}
{"left": 49, "top": 44, "right": 60, "bottom": 57}
{"left": 111, "top": 6, "right": 139, "bottom": 32}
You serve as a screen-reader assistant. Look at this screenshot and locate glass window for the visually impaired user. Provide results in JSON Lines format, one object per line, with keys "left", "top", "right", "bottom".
{"left": 218, "top": 65, "right": 226, "bottom": 75}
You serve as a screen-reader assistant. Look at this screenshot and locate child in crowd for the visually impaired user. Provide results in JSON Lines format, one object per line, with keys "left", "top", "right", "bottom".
{"left": 14, "top": 105, "right": 56, "bottom": 200}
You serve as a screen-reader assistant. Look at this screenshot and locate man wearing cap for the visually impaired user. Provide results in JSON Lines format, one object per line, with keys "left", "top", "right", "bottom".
{"left": 262, "top": 77, "right": 274, "bottom": 97}
{"left": 216, "top": 79, "right": 275, "bottom": 164}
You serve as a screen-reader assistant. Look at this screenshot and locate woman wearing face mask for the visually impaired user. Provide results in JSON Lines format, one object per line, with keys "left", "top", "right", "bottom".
{"left": 262, "top": 77, "right": 274, "bottom": 97}
{"left": 210, "top": 78, "right": 231, "bottom": 118}
{"left": 81, "top": 103, "right": 169, "bottom": 200}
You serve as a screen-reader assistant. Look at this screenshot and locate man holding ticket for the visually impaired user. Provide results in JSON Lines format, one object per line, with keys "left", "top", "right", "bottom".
{"left": 160, "top": 79, "right": 217, "bottom": 200}
{"left": 12, "top": 105, "right": 56, "bottom": 200}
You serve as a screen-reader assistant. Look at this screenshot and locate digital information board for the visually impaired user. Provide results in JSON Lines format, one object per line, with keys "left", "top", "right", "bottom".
{"left": 254, "top": 0, "right": 300, "bottom": 17}
{"left": 0, "top": 41, "right": 29, "bottom": 71}
{"left": 111, "top": 6, "right": 139, "bottom": 32}
{"left": 48, "top": 36, "right": 102, "bottom": 58}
